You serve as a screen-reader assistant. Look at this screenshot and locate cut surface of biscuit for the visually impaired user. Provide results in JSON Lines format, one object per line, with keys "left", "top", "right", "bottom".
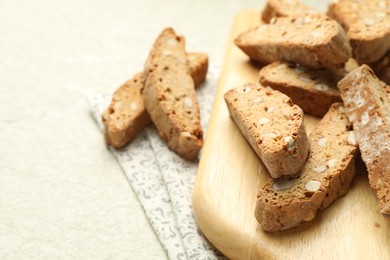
{"left": 338, "top": 65, "right": 390, "bottom": 215}
{"left": 235, "top": 13, "right": 352, "bottom": 69}
{"left": 328, "top": 0, "right": 390, "bottom": 64}
{"left": 256, "top": 103, "right": 357, "bottom": 231}
{"left": 143, "top": 28, "right": 203, "bottom": 161}
{"left": 224, "top": 83, "right": 309, "bottom": 178}
{"left": 102, "top": 52, "right": 208, "bottom": 149}
{"left": 259, "top": 61, "right": 343, "bottom": 117}
{"left": 102, "top": 73, "right": 150, "bottom": 149}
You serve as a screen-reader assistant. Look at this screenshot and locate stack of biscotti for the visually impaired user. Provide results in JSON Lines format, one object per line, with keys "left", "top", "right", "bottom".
{"left": 102, "top": 28, "right": 208, "bottom": 161}
{"left": 245, "top": 0, "right": 390, "bottom": 118}
{"left": 231, "top": 0, "right": 390, "bottom": 231}
{"left": 235, "top": 1, "right": 354, "bottom": 117}
{"left": 102, "top": 53, "right": 208, "bottom": 149}
{"left": 256, "top": 103, "right": 357, "bottom": 231}
{"left": 224, "top": 84, "right": 360, "bottom": 231}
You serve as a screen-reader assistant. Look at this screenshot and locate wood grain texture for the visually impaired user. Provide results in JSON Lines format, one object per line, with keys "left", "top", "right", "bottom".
{"left": 192, "top": 10, "right": 390, "bottom": 260}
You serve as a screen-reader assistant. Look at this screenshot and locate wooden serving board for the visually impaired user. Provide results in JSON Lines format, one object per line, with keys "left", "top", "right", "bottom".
{"left": 192, "top": 10, "right": 390, "bottom": 260}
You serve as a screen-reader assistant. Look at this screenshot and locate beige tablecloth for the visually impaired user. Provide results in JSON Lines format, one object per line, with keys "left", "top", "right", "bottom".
{"left": 0, "top": 0, "right": 330, "bottom": 258}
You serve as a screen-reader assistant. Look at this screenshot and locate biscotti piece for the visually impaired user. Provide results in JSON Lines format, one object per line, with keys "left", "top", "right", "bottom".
{"left": 256, "top": 103, "right": 358, "bottom": 231}
{"left": 327, "top": 0, "right": 390, "bottom": 64}
{"left": 259, "top": 61, "right": 343, "bottom": 117}
{"left": 371, "top": 51, "right": 390, "bottom": 85}
{"left": 102, "top": 73, "right": 150, "bottom": 149}
{"left": 234, "top": 13, "right": 352, "bottom": 69}
{"left": 143, "top": 28, "right": 203, "bottom": 161}
{"left": 187, "top": 52, "right": 208, "bottom": 87}
{"left": 224, "top": 83, "right": 309, "bottom": 178}
{"left": 102, "top": 52, "right": 208, "bottom": 149}
{"left": 338, "top": 65, "right": 390, "bottom": 215}
{"left": 261, "top": 0, "right": 316, "bottom": 23}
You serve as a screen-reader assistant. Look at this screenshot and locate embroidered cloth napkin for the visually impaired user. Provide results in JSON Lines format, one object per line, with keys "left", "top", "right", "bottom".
{"left": 88, "top": 67, "right": 226, "bottom": 260}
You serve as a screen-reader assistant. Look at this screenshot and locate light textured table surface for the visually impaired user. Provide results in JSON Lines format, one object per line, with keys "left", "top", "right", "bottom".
{"left": 0, "top": 0, "right": 328, "bottom": 258}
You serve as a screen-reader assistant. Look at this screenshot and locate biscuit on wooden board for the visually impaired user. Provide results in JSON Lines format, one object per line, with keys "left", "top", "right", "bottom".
{"left": 328, "top": 0, "right": 390, "bottom": 64}
{"left": 235, "top": 13, "right": 352, "bottom": 69}
{"left": 338, "top": 65, "right": 390, "bottom": 215}
{"left": 256, "top": 103, "right": 358, "bottom": 231}
{"left": 224, "top": 83, "right": 309, "bottom": 178}
{"left": 259, "top": 61, "right": 343, "bottom": 117}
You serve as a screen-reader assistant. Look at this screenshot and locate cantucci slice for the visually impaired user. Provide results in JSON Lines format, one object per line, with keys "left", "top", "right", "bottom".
{"left": 328, "top": 0, "right": 390, "bottom": 64}
{"left": 234, "top": 13, "right": 352, "bottom": 69}
{"left": 259, "top": 61, "right": 343, "bottom": 117}
{"left": 256, "top": 103, "right": 358, "bottom": 231}
{"left": 224, "top": 83, "right": 309, "bottom": 178}
{"left": 143, "top": 28, "right": 203, "bottom": 161}
{"left": 102, "top": 73, "right": 150, "bottom": 149}
{"left": 338, "top": 65, "right": 390, "bottom": 215}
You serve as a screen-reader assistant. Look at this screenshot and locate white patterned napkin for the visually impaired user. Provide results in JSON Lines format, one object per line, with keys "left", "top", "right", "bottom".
{"left": 88, "top": 67, "right": 226, "bottom": 260}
